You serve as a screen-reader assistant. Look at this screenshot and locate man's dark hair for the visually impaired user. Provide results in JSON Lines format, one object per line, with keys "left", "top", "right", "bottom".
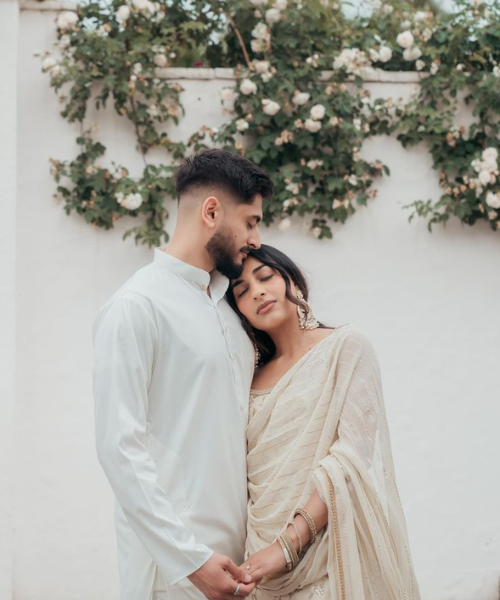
{"left": 175, "top": 149, "right": 274, "bottom": 204}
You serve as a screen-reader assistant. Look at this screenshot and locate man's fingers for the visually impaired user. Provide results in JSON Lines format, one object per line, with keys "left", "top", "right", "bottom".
{"left": 224, "top": 558, "right": 252, "bottom": 583}
{"left": 221, "top": 581, "right": 257, "bottom": 600}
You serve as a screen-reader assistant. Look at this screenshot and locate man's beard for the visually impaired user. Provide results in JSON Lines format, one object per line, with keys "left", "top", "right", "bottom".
{"left": 206, "top": 227, "right": 247, "bottom": 279}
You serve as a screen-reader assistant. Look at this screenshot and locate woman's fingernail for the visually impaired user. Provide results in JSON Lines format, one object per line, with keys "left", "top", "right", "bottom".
{"left": 244, "top": 574, "right": 252, "bottom": 583}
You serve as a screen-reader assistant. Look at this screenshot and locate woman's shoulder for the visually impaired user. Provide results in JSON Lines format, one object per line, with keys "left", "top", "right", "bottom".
{"left": 328, "top": 324, "right": 378, "bottom": 356}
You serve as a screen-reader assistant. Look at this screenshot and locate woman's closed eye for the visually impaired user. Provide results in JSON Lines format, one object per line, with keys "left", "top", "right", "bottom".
{"left": 237, "top": 274, "right": 274, "bottom": 299}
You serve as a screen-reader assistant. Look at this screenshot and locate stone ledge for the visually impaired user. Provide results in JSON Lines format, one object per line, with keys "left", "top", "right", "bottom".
{"left": 20, "top": 0, "right": 77, "bottom": 11}
{"left": 158, "top": 67, "right": 424, "bottom": 83}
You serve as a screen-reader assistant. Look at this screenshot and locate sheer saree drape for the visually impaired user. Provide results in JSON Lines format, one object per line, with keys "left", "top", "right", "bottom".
{"left": 246, "top": 326, "right": 420, "bottom": 600}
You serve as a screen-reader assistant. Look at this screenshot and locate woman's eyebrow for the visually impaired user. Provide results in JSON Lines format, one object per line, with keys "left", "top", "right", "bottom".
{"left": 252, "top": 264, "right": 266, "bottom": 274}
{"left": 232, "top": 264, "right": 267, "bottom": 289}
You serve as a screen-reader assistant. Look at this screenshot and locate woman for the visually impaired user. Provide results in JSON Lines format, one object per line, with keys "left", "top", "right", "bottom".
{"left": 227, "top": 245, "right": 420, "bottom": 600}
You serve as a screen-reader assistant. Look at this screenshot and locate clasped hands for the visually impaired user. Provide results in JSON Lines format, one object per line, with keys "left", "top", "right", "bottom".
{"left": 188, "top": 542, "right": 286, "bottom": 599}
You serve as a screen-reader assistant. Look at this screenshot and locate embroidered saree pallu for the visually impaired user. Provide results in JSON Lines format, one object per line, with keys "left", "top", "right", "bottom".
{"left": 246, "top": 326, "right": 420, "bottom": 600}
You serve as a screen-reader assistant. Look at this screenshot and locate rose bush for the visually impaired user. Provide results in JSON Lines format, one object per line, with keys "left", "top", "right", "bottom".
{"left": 40, "top": 0, "right": 500, "bottom": 245}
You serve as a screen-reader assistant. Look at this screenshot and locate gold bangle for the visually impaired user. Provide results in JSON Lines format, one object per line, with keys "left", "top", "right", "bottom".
{"left": 287, "top": 520, "right": 303, "bottom": 554}
{"left": 280, "top": 531, "right": 300, "bottom": 569}
{"left": 277, "top": 535, "right": 293, "bottom": 571}
{"left": 294, "top": 508, "right": 317, "bottom": 544}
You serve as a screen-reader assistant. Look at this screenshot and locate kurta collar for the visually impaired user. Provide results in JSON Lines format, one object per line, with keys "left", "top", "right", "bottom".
{"left": 154, "top": 248, "right": 230, "bottom": 300}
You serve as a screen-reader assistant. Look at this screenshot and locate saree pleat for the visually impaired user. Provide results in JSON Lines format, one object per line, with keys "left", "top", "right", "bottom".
{"left": 246, "top": 325, "right": 420, "bottom": 600}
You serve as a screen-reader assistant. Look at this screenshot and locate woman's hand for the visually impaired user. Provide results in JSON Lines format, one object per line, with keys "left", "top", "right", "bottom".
{"left": 240, "top": 541, "right": 287, "bottom": 583}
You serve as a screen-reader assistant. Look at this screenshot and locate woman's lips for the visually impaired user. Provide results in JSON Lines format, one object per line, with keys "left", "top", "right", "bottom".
{"left": 257, "top": 300, "right": 276, "bottom": 315}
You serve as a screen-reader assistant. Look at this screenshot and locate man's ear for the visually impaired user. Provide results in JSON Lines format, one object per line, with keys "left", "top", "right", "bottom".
{"left": 201, "top": 196, "right": 220, "bottom": 228}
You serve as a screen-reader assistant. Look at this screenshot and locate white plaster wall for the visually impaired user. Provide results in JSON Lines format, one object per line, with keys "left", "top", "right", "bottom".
{"left": 0, "top": 1, "right": 18, "bottom": 598}
{"left": 13, "top": 5, "right": 500, "bottom": 600}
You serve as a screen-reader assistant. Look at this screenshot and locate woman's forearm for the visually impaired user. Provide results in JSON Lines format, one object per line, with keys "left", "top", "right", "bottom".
{"left": 286, "top": 489, "right": 328, "bottom": 552}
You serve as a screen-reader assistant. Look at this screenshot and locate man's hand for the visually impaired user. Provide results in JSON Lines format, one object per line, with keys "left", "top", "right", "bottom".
{"left": 239, "top": 541, "right": 286, "bottom": 583}
{"left": 188, "top": 553, "right": 256, "bottom": 599}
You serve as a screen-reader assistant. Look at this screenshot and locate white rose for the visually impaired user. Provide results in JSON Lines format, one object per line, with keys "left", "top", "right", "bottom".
{"left": 353, "top": 118, "right": 362, "bottom": 131}
{"left": 486, "top": 192, "right": 500, "bottom": 209}
{"left": 42, "top": 56, "right": 57, "bottom": 71}
{"left": 430, "top": 61, "right": 439, "bottom": 75}
{"left": 421, "top": 28, "right": 433, "bottom": 42}
{"left": 482, "top": 157, "right": 498, "bottom": 173}
{"left": 117, "top": 192, "right": 143, "bottom": 210}
{"left": 415, "top": 10, "right": 428, "bottom": 22}
{"left": 251, "top": 39, "right": 265, "bottom": 53}
{"left": 312, "top": 227, "right": 322, "bottom": 238}
{"left": 282, "top": 199, "right": 291, "bottom": 210}
{"left": 250, "top": 0, "right": 268, "bottom": 5}
{"left": 396, "top": 31, "right": 414, "bottom": 49}
{"left": 369, "top": 49, "right": 380, "bottom": 62}
{"left": 147, "top": 105, "right": 159, "bottom": 118}
{"left": 378, "top": 46, "right": 393, "bottom": 62}
{"left": 478, "top": 170, "right": 492, "bottom": 186}
{"left": 493, "top": 66, "right": 500, "bottom": 78}
{"left": 483, "top": 147, "right": 498, "bottom": 161}
{"left": 332, "top": 199, "right": 343, "bottom": 209}
{"left": 415, "top": 59, "right": 425, "bottom": 71}
{"left": 252, "top": 22, "right": 270, "bottom": 40}
{"left": 56, "top": 11, "right": 78, "bottom": 30}
{"left": 262, "top": 99, "right": 281, "bottom": 116}
{"left": 145, "top": 0, "right": 157, "bottom": 14}
{"left": 292, "top": 92, "right": 310, "bottom": 105}
{"left": 261, "top": 72, "right": 273, "bottom": 82}
{"left": 278, "top": 217, "right": 292, "bottom": 231}
{"left": 307, "top": 159, "right": 324, "bottom": 170}
{"left": 154, "top": 54, "right": 168, "bottom": 67}
{"left": 275, "top": 0, "right": 288, "bottom": 9}
{"left": 372, "top": 0, "right": 382, "bottom": 9}
{"left": 403, "top": 46, "right": 422, "bottom": 61}
{"left": 310, "top": 104, "right": 326, "bottom": 120}
{"left": 285, "top": 182, "right": 299, "bottom": 194}
{"left": 240, "top": 79, "right": 257, "bottom": 95}
{"left": 116, "top": 5, "right": 130, "bottom": 21}
{"left": 265, "top": 8, "right": 281, "bottom": 24}
{"left": 304, "top": 118, "right": 322, "bottom": 133}
{"left": 383, "top": 4, "right": 394, "bottom": 13}
{"left": 253, "top": 60, "right": 270, "bottom": 73}
{"left": 131, "top": 0, "right": 147, "bottom": 9}
{"left": 236, "top": 119, "right": 249, "bottom": 132}
{"left": 221, "top": 88, "right": 234, "bottom": 102}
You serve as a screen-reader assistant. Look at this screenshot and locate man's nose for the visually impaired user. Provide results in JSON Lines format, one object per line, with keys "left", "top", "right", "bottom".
{"left": 249, "top": 227, "right": 261, "bottom": 249}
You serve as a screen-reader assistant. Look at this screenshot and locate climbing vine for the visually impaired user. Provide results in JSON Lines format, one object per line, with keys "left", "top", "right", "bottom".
{"left": 39, "top": 0, "right": 500, "bottom": 244}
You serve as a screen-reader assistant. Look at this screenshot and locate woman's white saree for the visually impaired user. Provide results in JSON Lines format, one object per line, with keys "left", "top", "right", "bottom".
{"left": 246, "top": 325, "right": 420, "bottom": 600}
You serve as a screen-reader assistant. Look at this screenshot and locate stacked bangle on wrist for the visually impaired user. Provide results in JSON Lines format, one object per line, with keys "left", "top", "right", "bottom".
{"left": 287, "top": 520, "right": 303, "bottom": 554}
{"left": 281, "top": 530, "right": 300, "bottom": 569}
{"left": 294, "top": 508, "right": 317, "bottom": 545}
{"left": 277, "top": 535, "right": 293, "bottom": 571}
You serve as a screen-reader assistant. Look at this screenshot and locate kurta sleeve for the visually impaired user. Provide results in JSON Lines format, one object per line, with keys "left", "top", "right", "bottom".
{"left": 313, "top": 331, "right": 419, "bottom": 600}
{"left": 93, "top": 295, "right": 213, "bottom": 586}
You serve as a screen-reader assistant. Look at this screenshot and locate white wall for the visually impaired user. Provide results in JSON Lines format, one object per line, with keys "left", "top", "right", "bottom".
{"left": 9, "top": 4, "right": 500, "bottom": 600}
{"left": 0, "top": 0, "right": 18, "bottom": 598}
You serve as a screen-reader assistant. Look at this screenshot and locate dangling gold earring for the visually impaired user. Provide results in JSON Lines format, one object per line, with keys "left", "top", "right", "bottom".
{"left": 296, "top": 290, "right": 319, "bottom": 330}
{"left": 254, "top": 346, "right": 261, "bottom": 368}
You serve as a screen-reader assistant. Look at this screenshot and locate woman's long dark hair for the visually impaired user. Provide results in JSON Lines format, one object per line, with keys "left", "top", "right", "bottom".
{"left": 226, "top": 244, "right": 327, "bottom": 367}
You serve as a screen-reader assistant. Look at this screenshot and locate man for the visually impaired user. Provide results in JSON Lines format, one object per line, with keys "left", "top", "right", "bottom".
{"left": 93, "top": 149, "right": 274, "bottom": 600}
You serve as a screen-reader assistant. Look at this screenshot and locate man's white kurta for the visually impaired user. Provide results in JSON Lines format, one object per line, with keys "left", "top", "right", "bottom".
{"left": 93, "top": 249, "right": 254, "bottom": 600}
